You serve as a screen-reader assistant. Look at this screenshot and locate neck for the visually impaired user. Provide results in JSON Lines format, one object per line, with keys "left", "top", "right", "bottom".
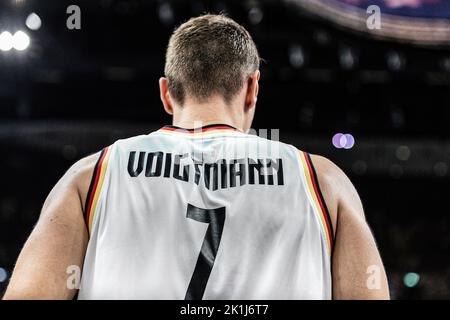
{"left": 172, "top": 96, "right": 244, "bottom": 131}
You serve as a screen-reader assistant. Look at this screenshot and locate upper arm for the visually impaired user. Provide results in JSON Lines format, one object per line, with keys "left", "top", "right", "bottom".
{"left": 310, "top": 154, "right": 390, "bottom": 300}
{"left": 3, "top": 152, "right": 100, "bottom": 300}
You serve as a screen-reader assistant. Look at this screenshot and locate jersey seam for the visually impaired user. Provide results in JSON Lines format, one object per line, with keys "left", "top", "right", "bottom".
{"left": 88, "top": 143, "right": 114, "bottom": 238}
{"left": 293, "top": 147, "right": 332, "bottom": 257}
{"left": 83, "top": 148, "right": 107, "bottom": 233}
{"left": 305, "top": 153, "right": 335, "bottom": 246}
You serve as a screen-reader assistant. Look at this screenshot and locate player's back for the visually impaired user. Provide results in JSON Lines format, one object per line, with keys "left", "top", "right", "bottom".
{"left": 78, "top": 124, "right": 333, "bottom": 300}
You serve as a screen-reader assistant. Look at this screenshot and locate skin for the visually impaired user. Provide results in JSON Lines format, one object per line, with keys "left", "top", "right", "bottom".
{"left": 3, "top": 70, "right": 389, "bottom": 300}
{"left": 312, "top": 155, "right": 389, "bottom": 299}
{"left": 3, "top": 155, "right": 96, "bottom": 299}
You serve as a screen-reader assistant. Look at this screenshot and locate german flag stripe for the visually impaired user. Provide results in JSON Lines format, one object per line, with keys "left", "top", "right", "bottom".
{"left": 84, "top": 146, "right": 111, "bottom": 235}
{"left": 159, "top": 124, "right": 241, "bottom": 135}
{"left": 299, "top": 151, "right": 334, "bottom": 254}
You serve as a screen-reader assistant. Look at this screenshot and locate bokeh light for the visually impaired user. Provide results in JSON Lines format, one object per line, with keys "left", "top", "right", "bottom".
{"left": 404, "top": 272, "right": 420, "bottom": 288}
{"left": 26, "top": 13, "right": 42, "bottom": 31}
{"left": 0, "top": 267, "right": 7, "bottom": 283}
{"left": 0, "top": 31, "right": 14, "bottom": 51}
{"left": 12, "top": 30, "right": 30, "bottom": 51}
{"left": 332, "top": 133, "right": 355, "bottom": 149}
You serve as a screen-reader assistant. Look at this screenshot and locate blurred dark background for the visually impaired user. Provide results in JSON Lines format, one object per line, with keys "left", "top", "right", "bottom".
{"left": 0, "top": 0, "right": 449, "bottom": 299}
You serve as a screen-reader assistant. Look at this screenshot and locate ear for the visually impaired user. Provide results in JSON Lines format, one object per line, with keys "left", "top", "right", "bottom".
{"left": 159, "top": 77, "right": 174, "bottom": 115}
{"left": 245, "top": 70, "right": 260, "bottom": 110}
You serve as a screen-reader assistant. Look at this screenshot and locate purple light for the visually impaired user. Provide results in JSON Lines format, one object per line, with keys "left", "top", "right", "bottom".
{"left": 332, "top": 133, "right": 344, "bottom": 148}
{"left": 343, "top": 134, "right": 355, "bottom": 149}
{"left": 339, "top": 134, "right": 348, "bottom": 148}
{"left": 332, "top": 133, "right": 355, "bottom": 149}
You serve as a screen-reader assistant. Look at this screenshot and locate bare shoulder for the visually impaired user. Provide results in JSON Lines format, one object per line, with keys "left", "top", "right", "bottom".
{"left": 67, "top": 152, "right": 100, "bottom": 180}
{"left": 306, "top": 154, "right": 366, "bottom": 231}
{"left": 70, "top": 152, "right": 102, "bottom": 205}
{"left": 42, "top": 151, "right": 101, "bottom": 215}
{"left": 308, "top": 154, "right": 351, "bottom": 194}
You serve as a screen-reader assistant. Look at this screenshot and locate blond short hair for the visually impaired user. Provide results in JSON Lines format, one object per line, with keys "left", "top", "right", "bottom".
{"left": 164, "top": 14, "right": 260, "bottom": 104}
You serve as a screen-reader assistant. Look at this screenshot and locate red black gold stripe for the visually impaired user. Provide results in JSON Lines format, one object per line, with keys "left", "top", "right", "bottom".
{"left": 159, "top": 124, "right": 241, "bottom": 135}
{"left": 299, "top": 151, "right": 334, "bottom": 254}
{"left": 84, "top": 146, "right": 111, "bottom": 235}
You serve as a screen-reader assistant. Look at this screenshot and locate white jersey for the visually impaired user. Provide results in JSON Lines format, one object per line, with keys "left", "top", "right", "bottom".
{"left": 78, "top": 124, "right": 333, "bottom": 300}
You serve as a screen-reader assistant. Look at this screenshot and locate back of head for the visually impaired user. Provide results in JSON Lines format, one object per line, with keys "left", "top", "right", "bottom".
{"left": 165, "top": 14, "right": 260, "bottom": 104}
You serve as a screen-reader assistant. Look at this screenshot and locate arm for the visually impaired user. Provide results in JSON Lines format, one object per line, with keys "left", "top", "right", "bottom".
{"left": 2, "top": 153, "right": 100, "bottom": 300}
{"left": 310, "top": 155, "right": 390, "bottom": 300}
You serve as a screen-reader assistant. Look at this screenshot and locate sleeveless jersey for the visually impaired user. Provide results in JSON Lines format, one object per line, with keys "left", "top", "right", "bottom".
{"left": 78, "top": 124, "right": 334, "bottom": 300}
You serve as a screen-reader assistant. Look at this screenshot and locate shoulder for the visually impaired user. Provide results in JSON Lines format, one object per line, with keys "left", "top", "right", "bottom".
{"left": 71, "top": 151, "right": 102, "bottom": 182}
{"left": 51, "top": 151, "right": 103, "bottom": 211}
{"left": 308, "top": 154, "right": 346, "bottom": 189}
{"left": 301, "top": 153, "right": 365, "bottom": 233}
{"left": 48, "top": 152, "right": 101, "bottom": 195}
{"left": 38, "top": 151, "right": 103, "bottom": 227}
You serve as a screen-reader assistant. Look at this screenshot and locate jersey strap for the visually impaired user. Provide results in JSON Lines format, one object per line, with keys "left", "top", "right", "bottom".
{"left": 84, "top": 146, "right": 112, "bottom": 236}
{"left": 299, "top": 151, "right": 334, "bottom": 255}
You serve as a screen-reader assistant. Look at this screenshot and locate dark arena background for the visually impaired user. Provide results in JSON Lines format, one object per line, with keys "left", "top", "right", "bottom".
{"left": 0, "top": 0, "right": 449, "bottom": 300}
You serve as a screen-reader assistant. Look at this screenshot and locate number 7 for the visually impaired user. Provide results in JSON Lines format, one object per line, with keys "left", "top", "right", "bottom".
{"left": 185, "top": 204, "right": 226, "bottom": 300}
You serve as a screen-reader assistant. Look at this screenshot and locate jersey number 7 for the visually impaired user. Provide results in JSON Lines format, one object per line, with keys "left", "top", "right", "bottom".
{"left": 185, "top": 204, "right": 226, "bottom": 300}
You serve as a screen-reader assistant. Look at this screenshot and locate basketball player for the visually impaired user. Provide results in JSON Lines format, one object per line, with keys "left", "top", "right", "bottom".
{"left": 3, "top": 14, "right": 389, "bottom": 300}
